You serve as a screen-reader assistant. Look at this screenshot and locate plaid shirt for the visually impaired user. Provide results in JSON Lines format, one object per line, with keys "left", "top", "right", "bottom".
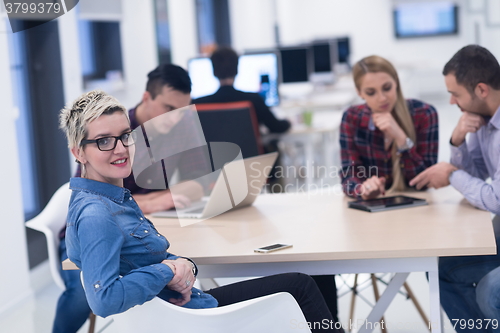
{"left": 340, "top": 99, "right": 439, "bottom": 198}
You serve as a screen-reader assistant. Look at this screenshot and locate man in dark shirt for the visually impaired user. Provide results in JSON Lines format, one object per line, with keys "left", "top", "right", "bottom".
{"left": 192, "top": 46, "right": 291, "bottom": 134}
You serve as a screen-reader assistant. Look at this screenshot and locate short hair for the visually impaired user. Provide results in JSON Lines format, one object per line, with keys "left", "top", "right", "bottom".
{"left": 210, "top": 47, "right": 239, "bottom": 80}
{"left": 59, "top": 90, "right": 128, "bottom": 149}
{"left": 443, "top": 45, "right": 500, "bottom": 92}
{"left": 146, "top": 64, "right": 192, "bottom": 99}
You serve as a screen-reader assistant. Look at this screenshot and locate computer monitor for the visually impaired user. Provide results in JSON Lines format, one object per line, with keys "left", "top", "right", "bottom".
{"left": 188, "top": 57, "right": 220, "bottom": 101}
{"left": 312, "top": 42, "right": 332, "bottom": 73}
{"left": 279, "top": 47, "right": 309, "bottom": 83}
{"left": 236, "top": 52, "right": 280, "bottom": 107}
{"left": 188, "top": 52, "right": 280, "bottom": 107}
{"left": 393, "top": 1, "right": 458, "bottom": 38}
{"left": 336, "top": 37, "right": 350, "bottom": 64}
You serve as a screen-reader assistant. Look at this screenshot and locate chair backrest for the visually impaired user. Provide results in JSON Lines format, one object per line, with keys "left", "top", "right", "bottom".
{"left": 195, "top": 101, "right": 264, "bottom": 158}
{"left": 26, "top": 182, "right": 71, "bottom": 290}
{"left": 105, "top": 292, "right": 311, "bottom": 333}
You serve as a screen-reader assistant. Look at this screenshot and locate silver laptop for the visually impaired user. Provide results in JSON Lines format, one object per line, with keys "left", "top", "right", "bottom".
{"left": 151, "top": 152, "right": 278, "bottom": 219}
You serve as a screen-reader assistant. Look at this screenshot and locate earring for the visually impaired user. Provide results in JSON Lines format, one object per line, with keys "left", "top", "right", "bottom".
{"left": 75, "top": 159, "right": 81, "bottom": 164}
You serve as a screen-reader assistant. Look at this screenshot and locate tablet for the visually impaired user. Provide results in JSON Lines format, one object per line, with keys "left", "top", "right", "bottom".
{"left": 348, "top": 195, "right": 427, "bottom": 212}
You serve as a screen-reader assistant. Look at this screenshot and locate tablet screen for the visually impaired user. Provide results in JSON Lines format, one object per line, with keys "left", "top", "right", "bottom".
{"left": 348, "top": 195, "right": 427, "bottom": 212}
{"left": 362, "top": 196, "right": 415, "bottom": 207}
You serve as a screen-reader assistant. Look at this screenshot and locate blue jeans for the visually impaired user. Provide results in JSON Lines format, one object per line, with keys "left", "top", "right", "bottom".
{"left": 477, "top": 265, "right": 500, "bottom": 322}
{"left": 52, "top": 238, "right": 91, "bottom": 333}
{"left": 439, "top": 216, "right": 500, "bottom": 333}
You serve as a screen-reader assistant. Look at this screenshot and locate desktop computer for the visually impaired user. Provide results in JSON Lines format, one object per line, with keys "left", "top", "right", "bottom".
{"left": 188, "top": 57, "right": 220, "bottom": 101}
{"left": 334, "top": 37, "right": 351, "bottom": 75}
{"left": 279, "top": 47, "right": 310, "bottom": 84}
{"left": 309, "top": 41, "right": 336, "bottom": 85}
{"left": 188, "top": 52, "right": 280, "bottom": 107}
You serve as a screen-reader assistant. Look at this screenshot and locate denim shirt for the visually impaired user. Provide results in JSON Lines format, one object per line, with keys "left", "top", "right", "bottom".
{"left": 66, "top": 178, "right": 217, "bottom": 317}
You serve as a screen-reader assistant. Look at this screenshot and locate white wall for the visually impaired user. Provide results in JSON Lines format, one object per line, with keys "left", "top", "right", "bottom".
{"left": 229, "top": 0, "right": 474, "bottom": 66}
{"left": 58, "top": 8, "right": 84, "bottom": 106}
{"left": 470, "top": 7, "right": 500, "bottom": 58}
{"left": 125, "top": 0, "right": 500, "bottom": 90}
{"left": 117, "top": 0, "right": 158, "bottom": 107}
{"left": 0, "top": 19, "right": 35, "bottom": 323}
{"left": 168, "top": 0, "right": 198, "bottom": 69}
{"left": 23, "top": 0, "right": 500, "bottom": 106}
{"left": 276, "top": 0, "right": 473, "bottom": 67}
{"left": 171, "top": 0, "right": 496, "bottom": 72}
{"left": 59, "top": 7, "right": 84, "bottom": 174}
{"left": 166, "top": 0, "right": 198, "bottom": 69}
{"left": 228, "top": 0, "right": 276, "bottom": 53}
{"left": 227, "top": 0, "right": 500, "bottom": 97}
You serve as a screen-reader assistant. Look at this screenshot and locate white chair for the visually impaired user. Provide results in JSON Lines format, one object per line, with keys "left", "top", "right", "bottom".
{"left": 103, "top": 292, "right": 312, "bottom": 333}
{"left": 26, "top": 182, "right": 71, "bottom": 290}
{"left": 26, "top": 182, "right": 97, "bottom": 333}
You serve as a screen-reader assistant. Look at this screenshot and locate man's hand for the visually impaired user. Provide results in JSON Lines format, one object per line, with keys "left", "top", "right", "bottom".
{"left": 163, "top": 258, "right": 196, "bottom": 306}
{"left": 409, "top": 162, "right": 458, "bottom": 190}
{"left": 372, "top": 113, "right": 406, "bottom": 143}
{"left": 361, "top": 176, "right": 386, "bottom": 200}
{"left": 166, "top": 193, "right": 192, "bottom": 210}
{"left": 451, "top": 112, "right": 485, "bottom": 146}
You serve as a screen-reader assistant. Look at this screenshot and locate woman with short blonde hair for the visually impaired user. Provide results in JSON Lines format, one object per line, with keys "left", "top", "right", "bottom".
{"left": 61, "top": 90, "right": 342, "bottom": 333}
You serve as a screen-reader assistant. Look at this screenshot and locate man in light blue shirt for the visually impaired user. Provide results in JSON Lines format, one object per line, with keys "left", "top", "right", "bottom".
{"left": 410, "top": 45, "right": 500, "bottom": 331}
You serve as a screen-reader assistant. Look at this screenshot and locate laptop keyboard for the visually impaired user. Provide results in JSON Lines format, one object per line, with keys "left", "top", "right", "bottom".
{"left": 185, "top": 207, "right": 205, "bottom": 214}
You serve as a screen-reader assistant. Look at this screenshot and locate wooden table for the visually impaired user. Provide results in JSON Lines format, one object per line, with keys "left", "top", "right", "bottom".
{"left": 63, "top": 186, "right": 496, "bottom": 332}
{"left": 151, "top": 187, "right": 496, "bottom": 333}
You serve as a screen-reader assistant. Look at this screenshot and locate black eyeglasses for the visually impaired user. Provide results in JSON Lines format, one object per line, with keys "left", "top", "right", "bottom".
{"left": 81, "top": 132, "right": 135, "bottom": 151}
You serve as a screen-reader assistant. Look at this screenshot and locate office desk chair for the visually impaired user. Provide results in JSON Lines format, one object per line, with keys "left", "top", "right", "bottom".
{"left": 99, "top": 292, "right": 311, "bottom": 333}
{"left": 195, "top": 101, "right": 264, "bottom": 158}
{"left": 26, "top": 182, "right": 97, "bottom": 333}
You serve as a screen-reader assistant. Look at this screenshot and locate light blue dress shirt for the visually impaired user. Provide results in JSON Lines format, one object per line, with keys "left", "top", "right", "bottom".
{"left": 449, "top": 106, "right": 500, "bottom": 215}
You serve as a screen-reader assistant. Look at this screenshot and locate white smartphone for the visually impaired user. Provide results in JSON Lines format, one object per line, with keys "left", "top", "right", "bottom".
{"left": 254, "top": 243, "right": 293, "bottom": 253}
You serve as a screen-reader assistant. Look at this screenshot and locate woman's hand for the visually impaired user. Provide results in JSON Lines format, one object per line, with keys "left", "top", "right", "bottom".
{"left": 372, "top": 113, "right": 406, "bottom": 144}
{"left": 162, "top": 258, "right": 196, "bottom": 306}
{"left": 361, "top": 176, "right": 386, "bottom": 200}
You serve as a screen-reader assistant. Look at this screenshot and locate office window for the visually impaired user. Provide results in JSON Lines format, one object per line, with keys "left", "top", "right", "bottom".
{"left": 9, "top": 19, "right": 70, "bottom": 268}
{"left": 154, "top": 0, "right": 172, "bottom": 64}
{"left": 8, "top": 24, "right": 39, "bottom": 220}
{"left": 79, "top": 20, "right": 124, "bottom": 86}
{"left": 195, "top": 0, "right": 231, "bottom": 54}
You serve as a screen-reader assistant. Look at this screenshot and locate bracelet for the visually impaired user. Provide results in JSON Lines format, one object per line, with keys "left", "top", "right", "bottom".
{"left": 180, "top": 256, "right": 198, "bottom": 276}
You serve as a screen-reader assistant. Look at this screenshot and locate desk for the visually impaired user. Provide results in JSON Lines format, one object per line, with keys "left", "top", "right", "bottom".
{"left": 151, "top": 187, "right": 495, "bottom": 333}
{"left": 63, "top": 187, "right": 496, "bottom": 332}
